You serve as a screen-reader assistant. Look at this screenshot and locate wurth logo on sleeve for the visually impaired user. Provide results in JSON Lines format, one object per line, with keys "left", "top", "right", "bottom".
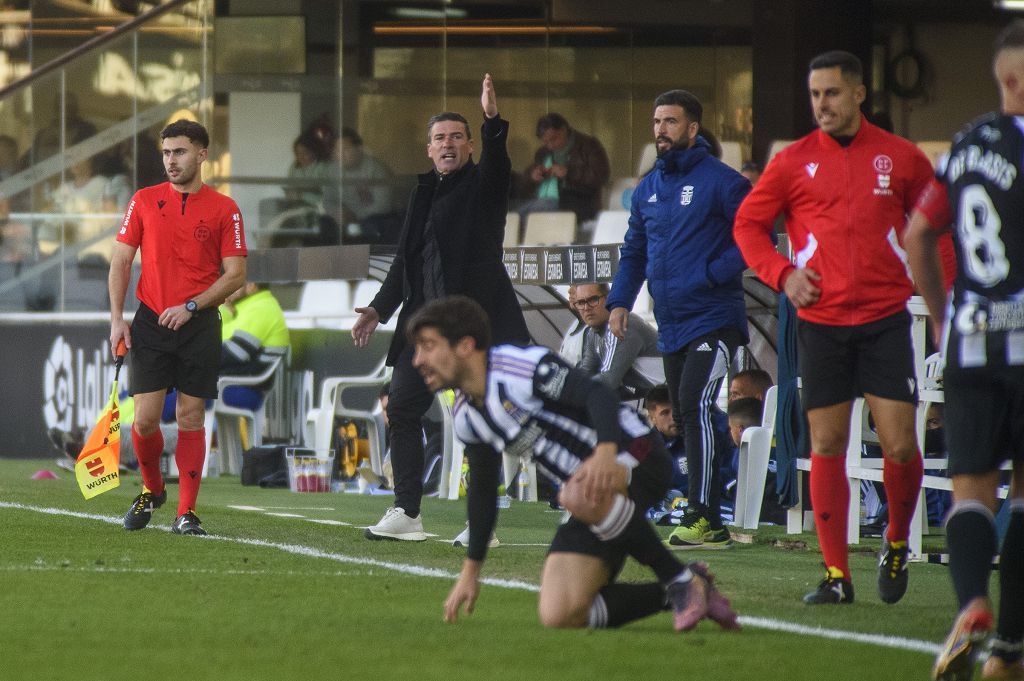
{"left": 232, "top": 213, "right": 242, "bottom": 249}
{"left": 120, "top": 199, "right": 136, "bottom": 234}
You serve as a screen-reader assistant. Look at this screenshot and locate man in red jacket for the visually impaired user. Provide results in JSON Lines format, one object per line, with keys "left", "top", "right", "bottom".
{"left": 734, "top": 51, "right": 933, "bottom": 606}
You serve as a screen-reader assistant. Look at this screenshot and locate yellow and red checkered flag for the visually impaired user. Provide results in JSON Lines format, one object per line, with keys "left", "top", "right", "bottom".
{"left": 75, "top": 340, "right": 127, "bottom": 499}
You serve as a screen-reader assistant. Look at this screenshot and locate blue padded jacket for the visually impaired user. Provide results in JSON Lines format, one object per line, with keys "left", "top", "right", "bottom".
{"left": 606, "top": 138, "right": 750, "bottom": 353}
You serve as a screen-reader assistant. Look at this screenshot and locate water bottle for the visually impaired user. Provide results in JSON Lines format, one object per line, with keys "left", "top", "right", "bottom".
{"left": 497, "top": 484, "right": 511, "bottom": 509}
{"left": 518, "top": 461, "right": 531, "bottom": 501}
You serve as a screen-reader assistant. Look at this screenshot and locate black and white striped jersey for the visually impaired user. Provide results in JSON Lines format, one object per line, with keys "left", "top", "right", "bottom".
{"left": 940, "top": 113, "right": 1024, "bottom": 372}
{"left": 453, "top": 344, "right": 653, "bottom": 481}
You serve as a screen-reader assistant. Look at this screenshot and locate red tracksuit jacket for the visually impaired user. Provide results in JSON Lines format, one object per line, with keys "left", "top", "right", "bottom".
{"left": 734, "top": 116, "right": 935, "bottom": 326}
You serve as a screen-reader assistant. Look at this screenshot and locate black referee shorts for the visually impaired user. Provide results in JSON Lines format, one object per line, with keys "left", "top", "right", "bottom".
{"left": 548, "top": 434, "right": 672, "bottom": 578}
{"left": 129, "top": 303, "right": 221, "bottom": 399}
{"left": 798, "top": 310, "right": 917, "bottom": 410}
{"left": 944, "top": 366, "right": 1024, "bottom": 476}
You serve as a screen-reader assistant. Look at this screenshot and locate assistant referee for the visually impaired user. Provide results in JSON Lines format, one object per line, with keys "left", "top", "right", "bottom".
{"left": 109, "top": 119, "right": 247, "bottom": 536}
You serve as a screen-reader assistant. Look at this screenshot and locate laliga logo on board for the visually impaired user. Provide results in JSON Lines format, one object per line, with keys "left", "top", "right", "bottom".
{"left": 42, "top": 336, "right": 125, "bottom": 432}
{"left": 43, "top": 337, "right": 74, "bottom": 431}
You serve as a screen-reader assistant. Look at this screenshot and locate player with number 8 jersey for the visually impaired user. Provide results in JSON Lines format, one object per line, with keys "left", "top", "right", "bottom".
{"left": 905, "top": 22, "right": 1024, "bottom": 680}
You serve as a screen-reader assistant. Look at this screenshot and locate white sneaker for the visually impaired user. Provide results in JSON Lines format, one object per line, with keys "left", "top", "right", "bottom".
{"left": 365, "top": 507, "right": 427, "bottom": 541}
{"left": 452, "top": 523, "right": 499, "bottom": 548}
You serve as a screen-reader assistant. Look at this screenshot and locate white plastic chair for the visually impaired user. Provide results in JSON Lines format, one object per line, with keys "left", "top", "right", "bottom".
{"left": 591, "top": 210, "right": 629, "bottom": 244}
{"left": 720, "top": 141, "right": 743, "bottom": 172}
{"left": 522, "top": 211, "right": 576, "bottom": 246}
{"left": 214, "top": 347, "right": 289, "bottom": 476}
{"left": 503, "top": 212, "right": 521, "bottom": 247}
{"left": 298, "top": 280, "right": 350, "bottom": 316}
{"left": 438, "top": 394, "right": 538, "bottom": 502}
{"left": 606, "top": 177, "right": 637, "bottom": 210}
{"left": 636, "top": 143, "right": 657, "bottom": 177}
{"left": 733, "top": 385, "right": 778, "bottom": 529}
{"left": 304, "top": 359, "right": 392, "bottom": 477}
{"left": 351, "top": 279, "right": 379, "bottom": 311}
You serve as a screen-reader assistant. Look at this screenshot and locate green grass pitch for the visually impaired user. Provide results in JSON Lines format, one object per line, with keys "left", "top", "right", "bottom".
{"left": 0, "top": 458, "right": 968, "bottom": 681}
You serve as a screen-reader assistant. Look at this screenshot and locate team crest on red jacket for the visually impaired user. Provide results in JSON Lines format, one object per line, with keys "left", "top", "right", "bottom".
{"left": 873, "top": 155, "right": 894, "bottom": 196}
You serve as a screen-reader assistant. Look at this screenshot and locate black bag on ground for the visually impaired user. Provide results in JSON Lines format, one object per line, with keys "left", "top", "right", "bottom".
{"left": 241, "top": 445, "right": 287, "bottom": 486}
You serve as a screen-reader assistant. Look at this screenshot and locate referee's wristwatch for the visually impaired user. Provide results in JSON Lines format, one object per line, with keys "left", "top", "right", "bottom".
{"left": 185, "top": 300, "right": 199, "bottom": 316}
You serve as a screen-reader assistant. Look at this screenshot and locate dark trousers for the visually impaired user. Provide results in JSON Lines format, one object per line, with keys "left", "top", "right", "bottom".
{"left": 663, "top": 327, "right": 740, "bottom": 526}
{"left": 386, "top": 345, "right": 435, "bottom": 517}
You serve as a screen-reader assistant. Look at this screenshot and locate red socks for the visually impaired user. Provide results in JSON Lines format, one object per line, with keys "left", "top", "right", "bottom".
{"left": 132, "top": 425, "right": 164, "bottom": 496}
{"left": 883, "top": 453, "right": 923, "bottom": 544}
{"left": 810, "top": 452, "right": 850, "bottom": 578}
{"left": 175, "top": 429, "right": 207, "bottom": 515}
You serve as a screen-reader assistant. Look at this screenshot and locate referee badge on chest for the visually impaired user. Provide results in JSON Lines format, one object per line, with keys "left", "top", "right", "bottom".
{"left": 193, "top": 220, "right": 211, "bottom": 242}
{"left": 680, "top": 185, "right": 694, "bottom": 205}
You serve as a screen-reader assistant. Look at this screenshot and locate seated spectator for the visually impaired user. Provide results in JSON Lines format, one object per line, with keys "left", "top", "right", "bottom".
{"left": 49, "top": 155, "right": 130, "bottom": 249}
{"left": 727, "top": 397, "right": 764, "bottom": 448}
{"left": 725, "top": 395, "right": 786, "bottom": 524}
{"left": 325, "top": 127, "right": 397, "bottom": 243}
{"left": 922, "top": 402, "right": 951, "bottom": 525}
{"left": 645, "top": 383, "right": 736, "bottom": 526}
{"left": 576, "top": 282, "right": 663, "bottom": 400}
{"left": 728, "top": 368, "right": 773, "bottom": 402}
{"left": 519, "top": 113, "right": 610, "bottom": 229}
{"left": 219, "top": 281, "right": 291, "bottom": 411}
{"left": 557, "top": 285, "right": 586, "bottom": 366}
{"left": 645, "top": 384, "right": 686, "bottom": 491}
{"left": 286, "top": 130, "right": 333, "bottom": 210}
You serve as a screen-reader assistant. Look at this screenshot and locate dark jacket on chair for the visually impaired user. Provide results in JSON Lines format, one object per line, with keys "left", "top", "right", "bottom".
{"left": 370, "top": 115, "right": 530, "bottom": 366}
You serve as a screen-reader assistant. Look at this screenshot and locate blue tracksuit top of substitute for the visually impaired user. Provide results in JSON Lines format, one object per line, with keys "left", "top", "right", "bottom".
{"left": 606, "top": 138, "right": 750, "bottom": 353}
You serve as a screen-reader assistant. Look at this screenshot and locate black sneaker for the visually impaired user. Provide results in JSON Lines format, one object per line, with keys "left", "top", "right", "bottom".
{"left": 878, "top": 540, "right": 910, "bottom": 604}
{"left": 171, "top": 511, "right": 208, "bottom": 536}
{"left": 803, "top": 570, "right": 855, "bottom": 605}
{"left": 703, "top": 526, "right": 733, "bottom": 549}
{"left": 123, "top": 489, "right": 167, "bottom": 530}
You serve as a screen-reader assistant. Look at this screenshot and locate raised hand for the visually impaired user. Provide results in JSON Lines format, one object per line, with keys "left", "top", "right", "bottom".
{"left": 481, "top": 73, "right": 498, "bottom": 119}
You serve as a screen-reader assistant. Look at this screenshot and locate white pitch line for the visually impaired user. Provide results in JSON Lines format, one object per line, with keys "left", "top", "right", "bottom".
{"left": 0, "top": 501, "right": 941, "bottom": 655}
{"left": 305, "top": 519, "right": 351, "bottom": 526}
{"left": 739, "top": 616, "right": 940, "bottom": 655}
{"left": 265, "top": 512, "right": 306, "bottom": 518}
{"left": 0, "top": 564, "right": 371, "bottom": 578}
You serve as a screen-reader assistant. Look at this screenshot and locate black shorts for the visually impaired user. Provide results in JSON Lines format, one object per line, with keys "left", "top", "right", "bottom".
{"left": 129, "top": 303, "right": 221, "bottom": 399}
{"left": 944, "top": 367, "right": 1024, "bottom": 476}
{"left": 547, "top": 434, "right": 672, "bottom": 578}
{"left": 797, "top": 310, "right": 917, "bottom": 410}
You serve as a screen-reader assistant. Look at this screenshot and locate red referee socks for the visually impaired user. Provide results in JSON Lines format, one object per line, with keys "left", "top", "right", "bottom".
{"left": 883, "top": 453, "right": 924, "bottom": 544}
{"left": 175, "top": 429, "right": 206, "bottom": 515}
{"left": 132, "top": 425, "right": 164, "bottom": 496}
{"left": 810, "top": 452, "right": 850, "bottom": 578}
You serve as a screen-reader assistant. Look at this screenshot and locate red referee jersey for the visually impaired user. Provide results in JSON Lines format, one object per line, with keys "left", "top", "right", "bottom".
{"left": 116, "top": 182, "right": 247, "bottom": 313}
{"left": 734, "top": 116, "right": 934, "bottom": 326}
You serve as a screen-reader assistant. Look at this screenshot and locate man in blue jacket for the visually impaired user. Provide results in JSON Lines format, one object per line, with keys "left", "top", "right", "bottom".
{"left": 607, "top": 89, "right": 750, "bottom": 548}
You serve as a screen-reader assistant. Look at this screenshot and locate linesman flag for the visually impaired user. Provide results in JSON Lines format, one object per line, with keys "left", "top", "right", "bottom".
{"left": 75, "top": 340, "right": 127, "bottom": 499}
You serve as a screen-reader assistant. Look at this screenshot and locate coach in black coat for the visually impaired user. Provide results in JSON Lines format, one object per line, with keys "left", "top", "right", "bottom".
{"left": 352, "top": 74, "right": 529, "bottom": 539}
